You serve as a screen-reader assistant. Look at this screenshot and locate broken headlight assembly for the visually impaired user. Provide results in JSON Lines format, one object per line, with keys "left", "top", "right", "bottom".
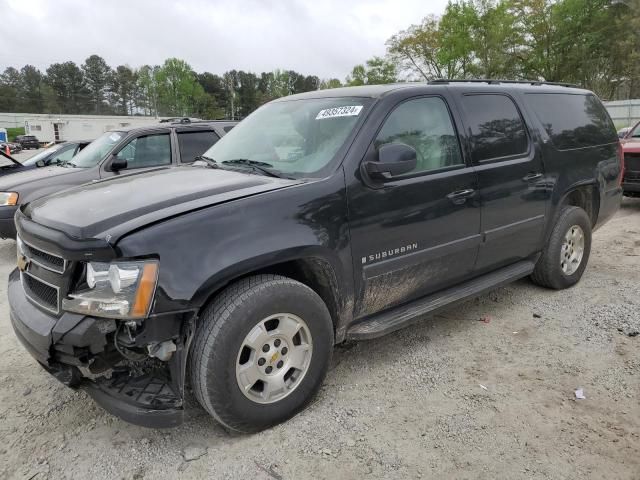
{"left": 63, "top": 260, "right": 159, "bottom": 319}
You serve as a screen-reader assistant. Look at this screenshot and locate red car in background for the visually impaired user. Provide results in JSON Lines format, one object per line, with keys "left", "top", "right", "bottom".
{"left": 621, "top": 121, "right": 640, "bottom": 197}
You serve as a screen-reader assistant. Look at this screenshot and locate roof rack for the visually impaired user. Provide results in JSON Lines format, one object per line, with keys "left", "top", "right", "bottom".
{"left": 428, "top": 79, "right": 579, "bottom": 88}
{"left": 159, "top": 118, "right": 235, "bottom": 125}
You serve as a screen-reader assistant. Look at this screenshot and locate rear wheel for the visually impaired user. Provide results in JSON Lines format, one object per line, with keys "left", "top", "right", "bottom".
{"left": 531, "top": 206, "right": 592, "bottom": 289}
{"left": 189, "top": 274, "right": 333, "bottom": 433}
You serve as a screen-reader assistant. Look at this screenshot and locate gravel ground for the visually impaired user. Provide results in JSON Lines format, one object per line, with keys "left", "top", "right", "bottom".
{"left": 0, "top": 199, "right": 639, "bottom": 480}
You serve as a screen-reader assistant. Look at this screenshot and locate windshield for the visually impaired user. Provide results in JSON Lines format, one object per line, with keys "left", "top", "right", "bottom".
{"left": 21, "top": 144, "right": 65, "bottom": 166}
{"left": 629, "top": 123, "right": 640, "bottom": 139}
{"left": 69, "top": 131, "right": 123, "bottom": 168}
{"left": 203, "top": 98, "right": 369, "bottom": 177}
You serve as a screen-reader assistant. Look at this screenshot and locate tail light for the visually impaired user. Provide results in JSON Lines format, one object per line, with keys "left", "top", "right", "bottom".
{"left": 618, "top": 141, "right": 625, "bottom": 186}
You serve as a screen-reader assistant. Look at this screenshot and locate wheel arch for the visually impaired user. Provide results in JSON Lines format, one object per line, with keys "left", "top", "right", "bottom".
{"left": 559, "top": 183, "right": 600, "bottom": 226}
{"left": 191, "top": 250, "right": 351, "bottom": 342}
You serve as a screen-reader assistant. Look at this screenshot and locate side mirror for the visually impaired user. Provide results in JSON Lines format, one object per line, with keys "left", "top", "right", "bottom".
{"left": 35, "top": 160, "right": 45, "bottom": 167}
{"left": 109, "top": 155, "right": 128, "bottom": 171}
{"left": 364, "top": 143, "right": 417, "bottom": 181}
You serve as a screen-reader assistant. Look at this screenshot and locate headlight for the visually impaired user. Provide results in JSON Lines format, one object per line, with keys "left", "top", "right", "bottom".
{"left": 0, "top": 192, "right": 18, "bottom": 206}
{"left": 62, "top": 260, "right": 159, "bottom": 319}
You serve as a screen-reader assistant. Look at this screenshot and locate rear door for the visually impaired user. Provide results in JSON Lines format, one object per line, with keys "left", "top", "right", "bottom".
{"left": 348, "top": 95, "right": 481, "bottom": 318}
{"left": 454, "top": 92, "right": 547, "bottom": 273}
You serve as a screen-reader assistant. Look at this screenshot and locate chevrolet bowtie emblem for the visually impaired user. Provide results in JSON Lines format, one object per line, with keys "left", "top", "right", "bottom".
{"left": 17, "top": 254, "right": 30, "bottom": 272}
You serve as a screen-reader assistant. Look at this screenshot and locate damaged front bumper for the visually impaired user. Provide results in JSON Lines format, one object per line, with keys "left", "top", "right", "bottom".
{"left": 8, "top": 269, "right": 195, "bottom": 428}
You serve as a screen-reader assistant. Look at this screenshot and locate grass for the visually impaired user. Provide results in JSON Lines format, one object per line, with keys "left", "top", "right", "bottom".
{"left": 7, "top": 127, "right": 25, "bottom": 142}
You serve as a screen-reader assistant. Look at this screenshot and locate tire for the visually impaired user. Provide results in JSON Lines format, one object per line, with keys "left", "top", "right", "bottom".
{"left": 189, "top": 274, "right": 334, "bottom": 433}
{"left": 531, "top": 206, "right": 592, "bottom": 289}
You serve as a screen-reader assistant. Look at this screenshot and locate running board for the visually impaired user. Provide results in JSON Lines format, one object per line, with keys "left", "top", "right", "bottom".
{"left": 346, "top": 260, "right": 535, "bottom": 341}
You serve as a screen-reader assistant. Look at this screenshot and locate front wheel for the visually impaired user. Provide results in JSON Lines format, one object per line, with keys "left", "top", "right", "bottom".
{"left": 189, "top": 275, "right": 333, "bottom": 433}
{"left": 531, "top": 206, "right": 592, "bottom": 289}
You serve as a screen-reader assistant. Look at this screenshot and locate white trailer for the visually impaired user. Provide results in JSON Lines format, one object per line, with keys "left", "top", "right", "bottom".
{"left": 24, "top": 114, "right": 165, "bottom": 143}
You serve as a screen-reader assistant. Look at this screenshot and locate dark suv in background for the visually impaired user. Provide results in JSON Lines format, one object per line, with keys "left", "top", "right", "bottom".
{"left": 15, "top": 135, "right": 40, "bottom": 149}
{"left": 0, "top": 120, "right": 236, "bottom": 238}
{"left": 9, "top": 81, "right": 622, "bottom": 432}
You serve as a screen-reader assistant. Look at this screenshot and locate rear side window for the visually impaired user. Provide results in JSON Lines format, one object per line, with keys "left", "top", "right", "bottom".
{"left": 461, "top": 94, "right": 528, "bottom": 162}
{"left": 526, "top": 94, "right": 617, "bottom": 150}
{"left": 177, "top": 130, "right": 220, "bottom": 163}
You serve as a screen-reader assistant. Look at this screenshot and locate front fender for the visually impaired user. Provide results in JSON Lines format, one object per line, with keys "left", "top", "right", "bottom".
{"left": 115, "top": 173, "right": 353, "bottom": 317}
{"left": 188, "top": 245, "right": 346, "bottom": 308}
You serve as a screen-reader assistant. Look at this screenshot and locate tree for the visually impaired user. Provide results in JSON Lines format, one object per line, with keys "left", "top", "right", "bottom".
{"left": 236, "top": 70, "right": 260, "bottom": 118}
{"left": 437, "top": 1, "right": 478, "bottom": 78}
{"left": 136, "top": 65, "right": 159, "bottom": 116}
{"left": 0, "top": 67, "right": 21, "bottom": 111}
{"left": 109, "top": 65, "right": 138, "bottom": 115}
{"left": 470, "top": 0, "right": 520, "bottom": 78}
{"left": 223, "top": 70, "right": 238, "bottom": 119}
{"left": 319, "top": 78, "right": 342, "bottom": 90}
{"left": 82, "top": 55, "right": 112, "bottom": 114}
{"left": 45, "top": 61, "right": 86, "bottom": 113}
{"left": 20, "top": 65, "right": 46, "bottom": 113}
{"left": 346, "top": 56, "right": 397, "bottom": 85}
{"left": 387, "top": 15, "right": 453, "bottom": 80}
{"left": 155, "top": 58, "right": 206, "bottom": 116}
{"left": 196, "top": 72, "right": 227, "bottom": 118}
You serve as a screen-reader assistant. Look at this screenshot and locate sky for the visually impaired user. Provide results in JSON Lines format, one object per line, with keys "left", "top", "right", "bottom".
{"left": 0, "top": 0, "right": 448, "bottom": 80}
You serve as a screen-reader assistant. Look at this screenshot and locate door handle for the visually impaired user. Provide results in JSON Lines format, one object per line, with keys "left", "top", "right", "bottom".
{"left": 447, "top": 189, "right": 475, "bottom": 205}
{"left": 522, "top": 172, "right": 543, "bottom": 182}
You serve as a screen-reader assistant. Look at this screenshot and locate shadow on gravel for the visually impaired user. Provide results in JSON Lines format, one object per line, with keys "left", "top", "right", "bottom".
{"left": 620, "top": 197, "right": 640, "bottom": 211}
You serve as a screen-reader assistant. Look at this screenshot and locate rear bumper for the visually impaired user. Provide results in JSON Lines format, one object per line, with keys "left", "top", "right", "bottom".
{"left": 622, "top": 179, "right": 640, "bottom": 195}
{"left": 8, "top": 268, "right": 189, "bottom": 428}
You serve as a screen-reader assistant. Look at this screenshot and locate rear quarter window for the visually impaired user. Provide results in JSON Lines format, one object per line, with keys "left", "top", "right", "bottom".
{"left": 525, "top": 93, "right": 617, "bottom": 150}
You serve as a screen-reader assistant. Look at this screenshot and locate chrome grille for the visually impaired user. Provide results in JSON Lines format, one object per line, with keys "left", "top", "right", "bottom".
{"left": 21, "top": 271, "right": 60, "bottom": 314}
{"left": 17, "top": 235, "right": 66, "bottom": 315}
{"left": 20, "top": 239, "right": 66, "bottom": 274}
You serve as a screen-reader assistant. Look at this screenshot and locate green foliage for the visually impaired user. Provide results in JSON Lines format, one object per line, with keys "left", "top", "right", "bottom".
{"left": 7, "top": 127, "right": 25, "bottom": 142}
{"left": 154, "top": 58, "right": 204, "bottom": 117}
{"left": 46, "top": 61, "right": 86, "bottom": 113}
{"left": 82, "top": 55, "right": 112, "bottom": 114}
{"left": 0, "top": 55, "right": 325, "bottom": 119}
{"left": 386, "top": 0, "right": 636, "bottom": 99}
{"left": 319, "top": 78, "right": 343, "bottom": 90}
{"left": 346, "top": 57, "right": 397, "bottom": 86}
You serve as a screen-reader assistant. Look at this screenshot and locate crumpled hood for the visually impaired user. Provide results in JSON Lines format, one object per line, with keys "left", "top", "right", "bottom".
{"left": 0, "top": 164, "right": 78, "bottom": 189}
{"left": 24, "top": 166, "right": 302, "bottom": 240}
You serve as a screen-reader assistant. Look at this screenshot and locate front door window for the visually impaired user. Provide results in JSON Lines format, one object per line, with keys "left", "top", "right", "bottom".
{"left": 115, "top": 133, "right": 171, "bottom": 169}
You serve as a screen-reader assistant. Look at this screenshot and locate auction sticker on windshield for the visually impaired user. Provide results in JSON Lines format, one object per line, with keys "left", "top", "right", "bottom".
{"left": 316, "top": 105, "right": 363, "bottom": 120}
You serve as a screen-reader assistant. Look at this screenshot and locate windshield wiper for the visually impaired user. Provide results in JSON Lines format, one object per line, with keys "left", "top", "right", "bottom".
{"left": 221, "top": 159, "right": 289, "bottom": 178}
{"left": 193, "top": 155, "right": 220, "bottom": 168}
{"left": 61, "top": 160, "right": 77, "bottom": 168}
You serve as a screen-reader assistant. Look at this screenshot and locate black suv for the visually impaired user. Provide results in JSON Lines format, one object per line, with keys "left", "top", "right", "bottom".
{"left": 9, "top": 81, "right": 622, "bottom": 432}
{"left": 0, "top": 120, "right": 236, "bottom": 238}
{"left": 15, "top": 135, "right": 40, "bottom": 149}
